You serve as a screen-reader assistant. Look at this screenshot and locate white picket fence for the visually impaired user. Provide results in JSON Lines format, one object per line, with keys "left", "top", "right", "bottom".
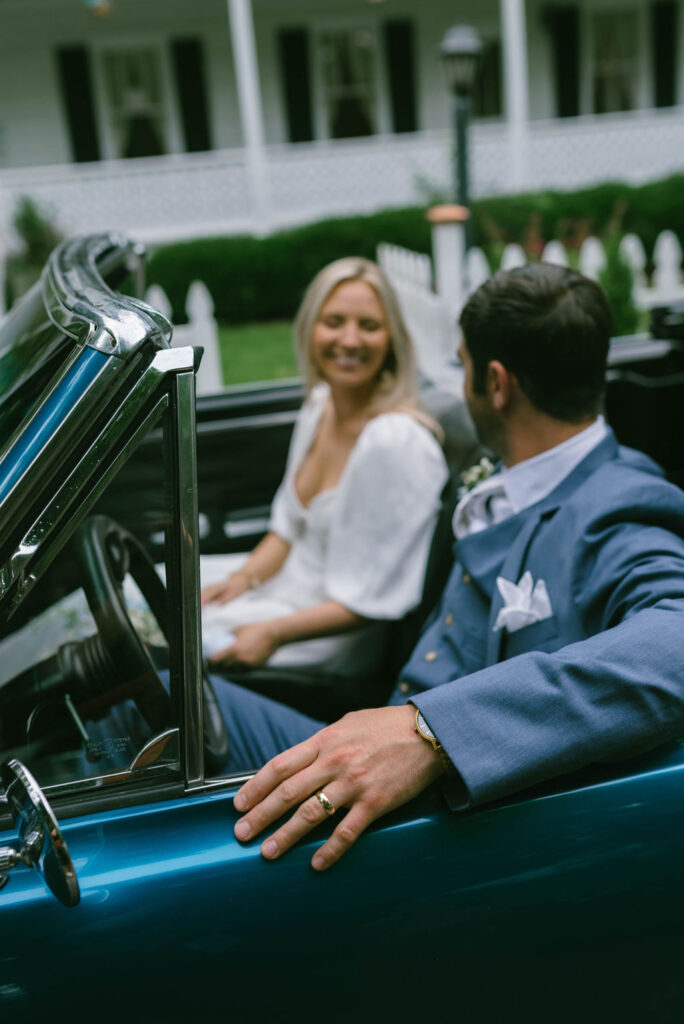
{"left": 144, "top": 280, "right": 222, "bottom": 397}
{"left": 139, "top": 228, "right": 684, "bottom": 396}
{"left": 378, "top": 229, "right": 684, "bottom": 388}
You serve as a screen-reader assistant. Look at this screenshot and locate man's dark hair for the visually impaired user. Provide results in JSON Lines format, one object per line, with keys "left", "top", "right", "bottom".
{"left": 459, "top": 263, "right": 612, "bottom": 421}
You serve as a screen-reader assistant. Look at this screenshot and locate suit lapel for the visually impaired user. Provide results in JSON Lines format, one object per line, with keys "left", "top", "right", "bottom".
{"left": 485, "top": 432, "right": 620, "bottom": 665}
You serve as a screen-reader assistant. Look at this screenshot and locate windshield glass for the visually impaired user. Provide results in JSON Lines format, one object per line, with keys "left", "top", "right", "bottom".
{"left": 0, "top": 426, "right": 179, "bottom": 791}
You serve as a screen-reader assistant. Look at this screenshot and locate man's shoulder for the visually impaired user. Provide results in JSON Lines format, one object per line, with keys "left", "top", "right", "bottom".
{"left": 574, "top": 442, "right": 684, "bottom": 521}
{"left": 615, "top": 443, "right": 666, "bottom": 479}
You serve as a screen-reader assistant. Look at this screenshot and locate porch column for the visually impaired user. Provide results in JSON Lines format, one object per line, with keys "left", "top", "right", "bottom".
{"left": 500, "top": 0, "right": 530, "bottom": 191}
{"left": 227, "top": 0, "right": 270, "bottom": 231}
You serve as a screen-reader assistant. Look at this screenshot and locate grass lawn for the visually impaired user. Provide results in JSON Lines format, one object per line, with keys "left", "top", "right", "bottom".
{"left": 218, "top": 321, "right": 298, "bottom": 386}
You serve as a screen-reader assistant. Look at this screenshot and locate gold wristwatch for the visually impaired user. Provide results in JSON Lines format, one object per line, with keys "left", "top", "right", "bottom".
{"left": 414, "top": 709, "right": 454, "bottom": 775}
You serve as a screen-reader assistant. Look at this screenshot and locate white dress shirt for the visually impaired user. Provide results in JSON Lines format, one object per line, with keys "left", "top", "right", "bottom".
{"left": 453, "top": 416, "right": 609, "bottom": 539}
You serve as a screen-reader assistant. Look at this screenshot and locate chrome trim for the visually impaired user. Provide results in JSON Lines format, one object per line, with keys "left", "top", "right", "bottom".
{"left": 0, "top": 347, "right": 196, "bottom": 610}
{"left": 42, "top": 234, "right": 171, "bottom": 356}
{"left": 129, "top": 728, "right": 179, "bottom": 771}
{"left": 1, "top": 399, "right": 166, "bottom": 611}
{"left": 3, "top": 395, "right": 169, "bottom": 614}
{"left": 1, "top": 758, "right": 80, "bottom": 907}
{"left": 196, "top": 772, "right": 255, "bottom": 793}
{"left": 5, "top": 348, "right": 197, "bottom": 800}
{"left": 166, "top": 367, "right": 204, "bottom": 787}
{"left": 43, "top": 760, "right": 182, "bottom": 800}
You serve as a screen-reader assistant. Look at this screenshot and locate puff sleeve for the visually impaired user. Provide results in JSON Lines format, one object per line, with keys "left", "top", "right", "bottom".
{"left": 325, "top": 414, "right": 448, "bottom": 619}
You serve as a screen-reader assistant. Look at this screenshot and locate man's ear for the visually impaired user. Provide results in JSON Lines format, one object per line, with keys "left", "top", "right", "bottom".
{"left": 486, "top": 360, "right": 513, "bottom": 411}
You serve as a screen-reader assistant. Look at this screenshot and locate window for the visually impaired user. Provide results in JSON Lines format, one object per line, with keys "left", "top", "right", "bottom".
{"left": 318, "top": 28, "right": 378, "bottom": 139}
{"left": 0, "top": 428, "right": 180, "bottom": 792}
{"left": 101, "top": 48, "right": 167, "bottom": 158}
{"left": 591, "top": 9, "right": 640, "bottom": 113}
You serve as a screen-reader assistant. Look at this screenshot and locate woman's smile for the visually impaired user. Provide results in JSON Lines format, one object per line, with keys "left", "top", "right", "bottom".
{"left": 311, "top": 280, "right": 391, "bottom": 391}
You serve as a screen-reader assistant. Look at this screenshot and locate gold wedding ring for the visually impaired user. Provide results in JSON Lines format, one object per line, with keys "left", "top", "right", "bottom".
{"left": 315, "top": 790, "right": 336, "bottom": 816}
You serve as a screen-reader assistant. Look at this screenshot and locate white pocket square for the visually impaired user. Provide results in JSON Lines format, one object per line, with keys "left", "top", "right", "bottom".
{"left": 493, "top": 571, "right": 553, "bottom": 633}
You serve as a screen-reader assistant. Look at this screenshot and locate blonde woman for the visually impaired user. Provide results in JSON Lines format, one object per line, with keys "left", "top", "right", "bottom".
{"left": 201, "top": 257, "right": 448, "bottom": 687}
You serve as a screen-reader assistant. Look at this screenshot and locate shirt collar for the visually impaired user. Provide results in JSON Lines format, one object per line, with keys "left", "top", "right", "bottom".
{"left": 499, "top": 415, "right": 609, "bottom": 515}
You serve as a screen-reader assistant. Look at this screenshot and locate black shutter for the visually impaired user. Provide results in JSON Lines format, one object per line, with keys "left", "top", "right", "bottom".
{"left": 278, "top": 28, "right": 313, "bottom": 143}
{"left": 55, "top": 46, "right": 100, "bottom": 163}
{"left": 545, "top": 6, "right": 580, "bottom": 117}
{"left": 652, "top": 1, "right": 678, "bottom": 107}
{"left": 384, "top": 19, "right": 417, "bottom": 133}
{"left": 171, "top": 38, "right": 212, "bottom": 152}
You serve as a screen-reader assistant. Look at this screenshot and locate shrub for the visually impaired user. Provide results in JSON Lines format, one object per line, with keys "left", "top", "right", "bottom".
{"left": 5, "top": 196, "right": 63, "bottom": 306}
{"left": 146, "top": 173, "right": 684, "bottom": 325}
{"left": 599, "top": 236, "right": 640, "bottom": 336}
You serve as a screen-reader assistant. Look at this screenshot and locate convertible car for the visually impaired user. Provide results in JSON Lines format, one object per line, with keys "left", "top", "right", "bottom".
{"left": 0, "top": 234, "right": 683, "bottom": 1022}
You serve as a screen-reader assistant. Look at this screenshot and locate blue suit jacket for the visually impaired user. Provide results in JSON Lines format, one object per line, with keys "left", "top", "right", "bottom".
{"left": 399, "top": 431, "right": 684, "bottom": 808}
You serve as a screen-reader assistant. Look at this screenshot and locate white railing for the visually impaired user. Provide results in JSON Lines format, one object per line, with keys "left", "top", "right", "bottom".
{"left": 1, "top": 106, "right": 683, "bottom": 253}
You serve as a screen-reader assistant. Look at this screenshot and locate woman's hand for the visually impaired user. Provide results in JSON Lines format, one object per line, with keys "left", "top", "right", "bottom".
{"left": 201, "top": 573, "right": 251, "bottom": 608}
{"left": 209, "top": 621, "right": 281, "bottom": 668}
{"left": 232, "top": 705, "right": 445, "bottom": 870}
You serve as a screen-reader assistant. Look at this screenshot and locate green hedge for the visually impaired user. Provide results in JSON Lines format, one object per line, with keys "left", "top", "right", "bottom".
{"left": 146, "top": 173, "right": 684, "bottom": 325}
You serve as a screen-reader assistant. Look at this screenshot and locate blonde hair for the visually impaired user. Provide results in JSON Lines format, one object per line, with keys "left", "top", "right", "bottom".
{"left": 294, "top": 256, "right": 438, "bottom": 431}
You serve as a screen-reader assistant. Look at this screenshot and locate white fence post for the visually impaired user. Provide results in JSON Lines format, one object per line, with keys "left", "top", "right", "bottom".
{"left": 427, "top": 204, "right": 469, "bottom": 321}
{"left": 145, "top": 284, "right": 172, "bottom": 321}
{"left": 620, "top": 234, "right": 647, "bottom": 291}
{"left": 185, "top": 281, "right": 223, "bottom": 395}
{"left": 542, "top": 240, "right": 569, "bottom": 266}
{"left": 500, "top": 243, "right": 526, "bottom": 270}
{"left": 145, "top": 281, "right": 224, "bottom": 395}
{"left": 466, "top": 247, "right": 491, "bottom": 297}
{"left": 653, "top": 231, "right": 683, "bottom": 294}
{"left": 578, "top": 236, "right": 606, "bottom": 281}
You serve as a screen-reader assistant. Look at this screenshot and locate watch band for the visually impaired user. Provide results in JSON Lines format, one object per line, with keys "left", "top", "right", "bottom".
{"left": 414, "top": 709, "right": 455, "bottom": 775}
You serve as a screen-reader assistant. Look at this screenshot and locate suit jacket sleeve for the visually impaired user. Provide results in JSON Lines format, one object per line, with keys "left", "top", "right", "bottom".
{"left": 414, "top": 472, "right": 684, "bottom": 809}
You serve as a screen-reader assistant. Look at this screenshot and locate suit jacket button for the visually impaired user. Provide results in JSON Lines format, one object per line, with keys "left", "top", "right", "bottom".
{"left": 462, "top": 572, "right": 472, "bottom": 584}
{"left": 424, "top": 651, "right": 438, "bottom": 662}
{"left": 398, "top": 680, "right": 411, "bottom": 694}
{"left": 445, "top": 613, "right": 453, "bottom": 626}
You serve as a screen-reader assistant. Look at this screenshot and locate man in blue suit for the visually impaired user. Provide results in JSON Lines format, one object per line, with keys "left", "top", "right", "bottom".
{"left": 223, "top": 263, "right": 684, "bottom": 872}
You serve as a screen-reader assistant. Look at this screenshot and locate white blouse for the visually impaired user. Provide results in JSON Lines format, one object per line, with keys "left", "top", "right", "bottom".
{"left": 202, "top": 385, "right": 448, "bottom": 677}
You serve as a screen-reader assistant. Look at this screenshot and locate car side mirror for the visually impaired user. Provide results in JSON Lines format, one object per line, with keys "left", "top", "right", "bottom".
{"left": 0, "top": 759, "right": 80, "bottom": 907}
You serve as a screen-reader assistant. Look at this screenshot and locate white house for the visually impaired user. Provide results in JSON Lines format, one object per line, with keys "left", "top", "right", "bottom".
{"left": 0, "top": 0, "right": 683, "bottom": 250}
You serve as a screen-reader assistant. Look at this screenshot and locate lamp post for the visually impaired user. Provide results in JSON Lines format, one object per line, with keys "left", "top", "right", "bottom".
{"left": 440, "top": 24, "right": 483, "bottom": 243}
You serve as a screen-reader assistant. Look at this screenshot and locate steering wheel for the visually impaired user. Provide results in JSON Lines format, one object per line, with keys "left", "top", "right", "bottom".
{"left": 70, "top": 515, "right": 229, "bottom": 771}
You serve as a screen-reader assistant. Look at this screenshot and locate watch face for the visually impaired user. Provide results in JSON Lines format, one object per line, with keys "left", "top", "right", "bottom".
{"left": 416, "top": 711, "right": 435, "bottom": 741}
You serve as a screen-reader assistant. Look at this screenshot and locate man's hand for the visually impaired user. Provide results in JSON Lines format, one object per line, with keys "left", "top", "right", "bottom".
{"left": 200, "top": 574, "right": 249, "bottom": 608}
{"left": 233, "top": 705, "right": 445, "bottom": 870}
{"left": 209, "top": 621, "right": 280, "bottom": 668}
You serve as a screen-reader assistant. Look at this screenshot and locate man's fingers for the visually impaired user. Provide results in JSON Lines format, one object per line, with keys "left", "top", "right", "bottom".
{"left": 254, "top": 787, "right": 346, "bottom": 860}
{"left": 234, "top": 764, "right": 329, "bottom": 840}
{"left": 311, "top": 805, "right": 373, "bottom": 871}
{"left": 234, "top": 737, "right": 320, "bottom": 816}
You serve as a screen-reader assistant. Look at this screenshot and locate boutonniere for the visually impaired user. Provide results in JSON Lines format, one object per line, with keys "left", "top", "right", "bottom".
{"left": 458, "top": 456, "right": 496, "bottom": 501}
